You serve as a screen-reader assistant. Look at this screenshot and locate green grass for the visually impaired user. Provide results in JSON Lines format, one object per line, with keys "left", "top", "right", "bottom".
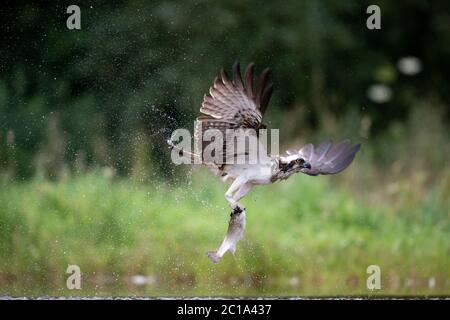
{"left": 0, "top": 168, "right": 449, "bottom": 297}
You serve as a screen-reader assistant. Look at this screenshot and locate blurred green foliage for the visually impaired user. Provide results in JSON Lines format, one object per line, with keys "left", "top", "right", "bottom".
{"left": 0, "top": 1, "right": 449, "bottom": 178}
{"left": 0, "top": 169, "right": 448, "bottom": 296}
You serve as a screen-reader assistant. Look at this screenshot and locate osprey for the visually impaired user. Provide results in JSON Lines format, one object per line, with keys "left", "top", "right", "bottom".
{"left": 168, "top": 62, "right": 360, "bottom": 263}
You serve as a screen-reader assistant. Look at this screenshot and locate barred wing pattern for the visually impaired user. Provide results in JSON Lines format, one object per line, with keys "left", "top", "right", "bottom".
{"left": 291, "top": 139, "right": 361, "bottom": 176}
{"left": 195, "top": 62, "right": 273, "bottom": 164}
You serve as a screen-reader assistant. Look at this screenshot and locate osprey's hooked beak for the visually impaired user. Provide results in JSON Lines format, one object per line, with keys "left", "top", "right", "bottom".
{"left": 302, "top": 161, "right": 312, "bottom": 170}
{"left": 294, "top": 157, "right": 311, "bottom": 170}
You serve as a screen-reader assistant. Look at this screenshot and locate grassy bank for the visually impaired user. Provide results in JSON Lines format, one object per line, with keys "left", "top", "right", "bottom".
{"left": 0, "top": 167, "right": 449, "bottom": 297}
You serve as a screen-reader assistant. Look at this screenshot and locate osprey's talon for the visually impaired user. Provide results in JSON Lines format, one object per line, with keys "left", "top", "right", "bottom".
{"left": 231, "top": 206, "right": 244, "bottom": 216}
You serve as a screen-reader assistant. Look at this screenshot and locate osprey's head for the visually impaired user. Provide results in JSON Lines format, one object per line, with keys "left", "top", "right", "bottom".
{"left": 279, "top": 154, "right": 311, "bottom": 173}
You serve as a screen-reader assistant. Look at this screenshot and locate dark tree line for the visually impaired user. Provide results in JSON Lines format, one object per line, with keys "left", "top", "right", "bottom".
{"left": 0, "top": 0, "right": 449, "bottom": 178}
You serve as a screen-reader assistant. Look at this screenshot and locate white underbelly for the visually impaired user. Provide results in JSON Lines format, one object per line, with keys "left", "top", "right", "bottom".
{"left": 223, "top": 164, "right": 273, "bottom": 185}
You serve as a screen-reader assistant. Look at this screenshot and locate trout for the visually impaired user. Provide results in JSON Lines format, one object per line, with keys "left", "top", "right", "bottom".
{"left": 207, "top": 208, "right": 246, "bottom": 263}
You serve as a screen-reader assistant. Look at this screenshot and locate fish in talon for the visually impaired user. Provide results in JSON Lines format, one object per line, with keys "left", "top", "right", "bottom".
{"left": 207, "top": 208, "right": 246, "bottom": 263}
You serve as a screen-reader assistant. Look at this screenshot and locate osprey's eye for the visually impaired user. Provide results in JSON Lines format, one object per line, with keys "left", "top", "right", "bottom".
{"left": 296, "top": 158, "right": 305, "bottom": 164}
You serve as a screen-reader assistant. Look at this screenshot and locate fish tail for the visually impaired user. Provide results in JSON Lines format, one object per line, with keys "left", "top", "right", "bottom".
{"left": 206, "top": 251, "right": 221, "bottom": 263}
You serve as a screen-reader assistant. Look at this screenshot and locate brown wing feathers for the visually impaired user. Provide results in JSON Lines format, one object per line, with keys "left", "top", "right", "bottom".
{"left": 196, "top": 62, "right": 274, "bottom": 164}
{"left": 244, "top": 63, "right": 255, "bottom": 100}
{"left": 199, "top": 62, "right": 273, "bottom": 123}
{"left": 255, "top": 67, "right": 272, "bottom": 113}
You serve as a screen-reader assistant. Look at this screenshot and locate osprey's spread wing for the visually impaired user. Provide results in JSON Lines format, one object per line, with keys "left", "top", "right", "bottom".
{"left": 195, "top": 62, "right": 273, "bottom": 165}
{"left": 288, "top": 139, "right": 361, "bottom": 176}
